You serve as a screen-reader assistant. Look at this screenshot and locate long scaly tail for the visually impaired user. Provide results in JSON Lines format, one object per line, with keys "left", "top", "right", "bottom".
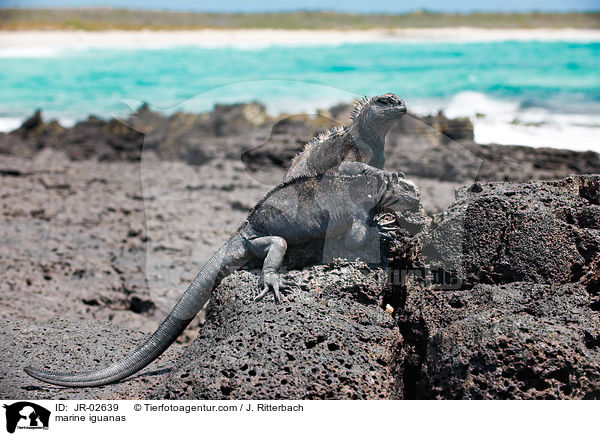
{"left": 24, "top": 233, "right": 250, "bottom": 387}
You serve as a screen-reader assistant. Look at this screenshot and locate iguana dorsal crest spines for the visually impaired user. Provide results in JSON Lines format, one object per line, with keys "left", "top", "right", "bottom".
{"left": 350, "top": 95, "right": 370, "bottom": 121}
{"left": 296, "top": 125, "right": 347, "bottom": 158}
{"left": 283, "top": 93, "right": 407, "bottom": 181}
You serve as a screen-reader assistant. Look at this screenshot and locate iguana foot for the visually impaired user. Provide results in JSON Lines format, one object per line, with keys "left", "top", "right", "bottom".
{"left": 378, "top": 232, "right": 395, "bottom": 241}
{"left": 375, "top": 212, "right": 400, "bottom": 238}
{"left": 378, "top": 217, "right": 396, "bottom": 227}
{"left": 254, "top": 274, "right": 297, "bottom": 303}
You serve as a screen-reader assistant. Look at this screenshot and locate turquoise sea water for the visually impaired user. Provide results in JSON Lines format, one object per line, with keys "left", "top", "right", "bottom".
{"left": 1, "top": 40, "right": 599, "bottom": 149}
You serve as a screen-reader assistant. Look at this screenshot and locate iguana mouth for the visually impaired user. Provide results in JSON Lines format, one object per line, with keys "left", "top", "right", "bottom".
{"left": 383, "top": 102, "right": 407, "bottom": 118}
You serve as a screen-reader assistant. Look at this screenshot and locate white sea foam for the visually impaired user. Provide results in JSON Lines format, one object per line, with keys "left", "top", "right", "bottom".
{"left": 0, "top": 116, "right": 77, "bottom": 132}
{"left": 57, "top": 117, "right": 77, "bottom": 128}
{"left": 0, "top": 118, "right": 24, "bottom": 132}
{"left": 411, "top": 91, "right": 600, "bottom": 152}
{"left": 444, "top": 91, "right": 520, "bottom": 119}
{"left": 0, "top": 47, "right": 64, "bottom": 58}
{"left": 474, "top": 118, "right": 600, "bottom": 152}
{"left": 2, "top": 90, "right": 599, "bottom": 152}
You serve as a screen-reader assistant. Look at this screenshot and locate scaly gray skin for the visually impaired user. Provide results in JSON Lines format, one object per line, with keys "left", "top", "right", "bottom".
{"left": 285, "top": 93, "right": 428, "bottom": 232}
{"left": 24, "top": 161, "right": 420, "bottom": 388}
{"left": 284, "top": 93, "right": 407, "bottom": 181}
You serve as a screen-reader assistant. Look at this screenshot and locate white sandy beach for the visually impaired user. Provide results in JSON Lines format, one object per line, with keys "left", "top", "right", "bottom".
{"left": 1, "top": 28, "right": 600, "bottom": 51}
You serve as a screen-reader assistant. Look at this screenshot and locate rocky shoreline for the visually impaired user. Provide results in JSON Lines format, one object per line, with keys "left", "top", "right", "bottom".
{"left": 1, "top": 102, "right": 599, "bottom": 399}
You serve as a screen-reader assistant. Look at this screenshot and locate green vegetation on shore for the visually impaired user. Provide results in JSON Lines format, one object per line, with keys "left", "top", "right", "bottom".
{"left": 0, "top": 8, "right": 598, "bottom": 31}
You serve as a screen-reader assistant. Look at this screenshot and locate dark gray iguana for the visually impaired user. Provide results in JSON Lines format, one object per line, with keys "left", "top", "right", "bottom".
{"left": 284, "top": 93, "right": 428, "bottom": 231}
{"left": 24, "top": 161, "right": 420, "bottom": 387}
{"left": 284, "top": 93, "right": 407, "bottom": 181}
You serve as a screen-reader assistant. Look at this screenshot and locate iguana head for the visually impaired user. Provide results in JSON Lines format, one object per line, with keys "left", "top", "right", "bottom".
{"left": 379, "top": 171, "right": 420, "bottom": 212}
{"left": 351, "top": 93, "right": 407, "bottom": 132}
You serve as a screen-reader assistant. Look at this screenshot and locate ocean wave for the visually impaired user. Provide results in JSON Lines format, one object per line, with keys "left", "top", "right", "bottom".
{"left": 0, "top": 116, "right": 76, "bottom": 132}
{"left": 411, "top": 91, "right": 600, "bottom": 151}
{"left": 2, "top": 90, "right": 599, "bottom": 152}
{"left": 0, "top": 118, "right": 25, "bottom": 132}
{"left": 444, "top": 91, "right": 520, "bottom": 119}
{"left": 474, "top": 118, "right": 600, "bottom": 152}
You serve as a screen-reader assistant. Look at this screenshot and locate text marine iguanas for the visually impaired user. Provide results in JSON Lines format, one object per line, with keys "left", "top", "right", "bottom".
{"left": 24, "top": 162, "right": 420, "bottom": 387}
{"left": 284, "top": 93, "right": 406, "bottom": 181}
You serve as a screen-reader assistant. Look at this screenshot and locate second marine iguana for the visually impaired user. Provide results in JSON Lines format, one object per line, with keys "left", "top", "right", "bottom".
{"left": 24, "top": 161, "right": 420, "bottom": 388}
{"left": 284, "top": 93, "right": 407, "bottom": 181}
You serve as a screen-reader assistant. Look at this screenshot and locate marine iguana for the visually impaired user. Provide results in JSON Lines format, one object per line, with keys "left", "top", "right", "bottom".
{"left": 24, "top": 161, "right": 420, "bottom": 387}
{"left": 284, "top": 93, "right": 407, "bottom": 181}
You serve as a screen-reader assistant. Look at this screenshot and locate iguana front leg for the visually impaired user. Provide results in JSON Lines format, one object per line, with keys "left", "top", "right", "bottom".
{"left": 248, "top": 236, "right": 297, "bottom": 303}
{"left": 344, "top": 216, "right": 380, "bottom": 250}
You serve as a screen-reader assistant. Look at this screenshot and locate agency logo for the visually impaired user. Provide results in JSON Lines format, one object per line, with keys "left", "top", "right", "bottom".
{"left": 3, "top": 402, "right": 50, "bottom": 434}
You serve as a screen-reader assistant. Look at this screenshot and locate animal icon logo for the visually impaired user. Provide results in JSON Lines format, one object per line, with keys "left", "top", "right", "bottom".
{"left": 2, "top": 402, "right": 50, "bottom": 434}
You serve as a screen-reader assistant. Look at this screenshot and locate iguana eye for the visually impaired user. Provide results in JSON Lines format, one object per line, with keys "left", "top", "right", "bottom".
{"left": 376, "top": 96, "right": 393, "bottom": 105}
{"left": 378, "top": 94, "right": 402, "bottom": 105}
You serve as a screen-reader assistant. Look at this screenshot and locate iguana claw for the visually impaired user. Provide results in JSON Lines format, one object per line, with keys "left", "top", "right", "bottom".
{"left": 378, "top": 232, "right": 395, "bottom": 241}
{"left": 254, "top": 274, "right": 297, "bottom": 303}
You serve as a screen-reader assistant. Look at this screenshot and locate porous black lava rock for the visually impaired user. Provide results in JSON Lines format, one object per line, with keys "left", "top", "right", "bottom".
{"left": 412, "top": 282, "right": 600, "bottom": 399}
{"left": 0, "top": 113, "right": 144, "bottom": 161}
{"left": 129, "top": 102, "right": 276, "bottom": 165}
{"left": 418, "top": 175, "right": 600, "bottom": 288}
{"left": 465, "top": 143, "right": 600, "bottom": 183}
{"left": 390, "top": 175, "right": 600, "bottom": 399}
{"left": 240, "top": 114, "right": 332, "bottom": 180}
{"left": 3, "top": 102, "right": 600, "bottom": 400}
{"left": 4, "top": 104, "right": 599, "bottom": 186}
{"left": 152, "top": 261, "right": 400, "bottom": 400}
